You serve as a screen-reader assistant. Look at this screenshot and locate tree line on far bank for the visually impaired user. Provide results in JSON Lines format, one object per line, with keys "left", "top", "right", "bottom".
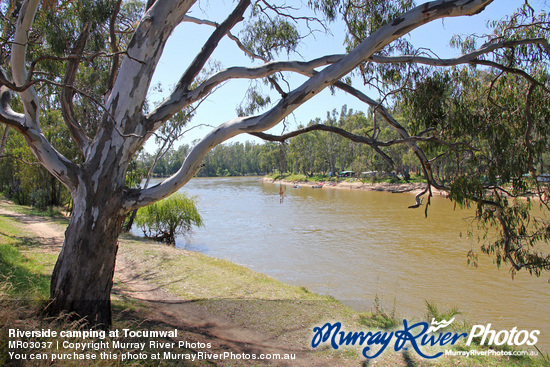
{"left": 136, "top": 106, "right": 428, "bottom": 180}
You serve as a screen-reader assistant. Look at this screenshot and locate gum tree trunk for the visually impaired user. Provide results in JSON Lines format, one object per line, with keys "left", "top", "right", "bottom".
{"left": 48, "top": 211, "right": 120, "bottom": 327}
{"left": 47, "top": 147, "right": 128, "bottom": 328}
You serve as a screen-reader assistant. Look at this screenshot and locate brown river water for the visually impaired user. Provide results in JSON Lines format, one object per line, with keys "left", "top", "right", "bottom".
{"left": 152, "top": 176, "right": 549, "bottom": 350}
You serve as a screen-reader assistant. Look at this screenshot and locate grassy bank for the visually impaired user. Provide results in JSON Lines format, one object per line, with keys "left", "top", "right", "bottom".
{"left": 0, "top": 201, "right": 548, "bottom": 366}
{"left": 0, "top": 212, "right": 56, "bottom": 300}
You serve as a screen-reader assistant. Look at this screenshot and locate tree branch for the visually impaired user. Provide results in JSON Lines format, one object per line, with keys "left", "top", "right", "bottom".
{"left": 107, "top": 0, "right": 123, "bottom": 93}
{"left": 141, "top": 0, "right": 254, "bottom": 136}
{"left": 329, "top": 78, "right": 447, "bottom": 191}
{"left": 99, "top": 0, "right": 197, "bottom": 141}
{"left": 251, "top": 124, "right": 395, "bottom": 167}
{"left": 124, "top": 0, "right": 493, "bottom": 211}
{"left": 0, "top": 69, "right": 26, "bottom": 129}
{"left": 176, "top": 0, "right": 250, "bottom": 92}
{"left": 144, "top": 54, "right": 345, "bottom": 127}
{"left": 183, "top": 14, "right": 268, "bottom": 62}
{"left": 473, "top": 59, "right": 550, "bottom": 94}
{"left": 6, "top": 0, "right": 80, "bottom": 192}
{"left": 480, "top": 198, "right": 522, "bottom": 271}
{"left": 0, "top": 154, "right": 42, "bottom": 166}
{"left": 370, "top": 37, "right": 550, "bottom": 66}
{"left": 61, "top": 21, "right": 92, "bottom": 154}
{"left": 11, "top": 0, "right": 41, "bottom": 125}
{"left": 369, "top": 37, "right": 550, "bottom": 92}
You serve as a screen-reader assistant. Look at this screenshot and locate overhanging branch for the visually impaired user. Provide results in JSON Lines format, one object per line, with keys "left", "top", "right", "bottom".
{"left": 141, "top": 0, "right": 252, "bottom": 136}
{"left": 144, "top": 54, "right": 345, "bottom": 126}
{"left": 251, "top": 124, "right": 395, "bottom": 167}
{"left": 370, "top": 38, "right": 550, "bottom": 66}
{"left": 1, "top": 0, "right": 81, "bottom": 192}
{"left": 369, "top": 37, "right": 550, "bottom": 92}
{"left": 176, "top": 0, "right": 251, "bottom": 91}
{"left": 183, "top": 15, "right": 269, "bottom": 62}
{"left": 61, "top": 21, "right": 93, "bottom": 154}
{"left": 126, "top": 0, "right": 493, "bottom": 211}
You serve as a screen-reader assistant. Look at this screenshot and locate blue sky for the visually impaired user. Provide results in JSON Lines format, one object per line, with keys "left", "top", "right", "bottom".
{"left": 145, "top": 0, "right": 547, "bottom": 152}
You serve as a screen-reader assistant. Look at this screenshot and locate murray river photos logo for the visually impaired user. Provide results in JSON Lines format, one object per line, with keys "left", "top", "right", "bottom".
{"left": 311, "top": 318, "right": 540, "bottom": 359}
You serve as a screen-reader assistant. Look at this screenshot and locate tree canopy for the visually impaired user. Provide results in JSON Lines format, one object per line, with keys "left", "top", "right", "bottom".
{"left": 0, "top": 0, "right": 548, "bottom": 327}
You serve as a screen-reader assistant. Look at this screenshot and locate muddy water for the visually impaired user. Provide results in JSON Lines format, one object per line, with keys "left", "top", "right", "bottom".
{"left": 169, "top": 176, "right": 549, "bottom": 349}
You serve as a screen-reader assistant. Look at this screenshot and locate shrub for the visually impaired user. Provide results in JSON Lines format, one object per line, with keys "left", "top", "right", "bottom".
{"left": 135, "top": 193, "right": 203, "bottom": 245}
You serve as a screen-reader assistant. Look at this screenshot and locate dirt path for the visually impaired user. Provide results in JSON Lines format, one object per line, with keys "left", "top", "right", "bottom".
{"left": 0, "top": 207, "right": 360, "bottom": 366}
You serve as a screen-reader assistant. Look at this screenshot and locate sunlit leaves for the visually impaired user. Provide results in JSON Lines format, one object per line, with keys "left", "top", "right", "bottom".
{"left": 308, "top": 0, "right": 416, "bottom": 91}
{"left": 451, "top": 3, "right": 550, "bottom": 71}
{"left": 241, "top": 17, "right": 300, "bottom": 60}
{"left": 342, "top": 0, "right": 414, "bottom": 49}
{"left": 35, "top": 0, "right": 117, "bottom": 56}
{"left": 394, "top": 2, "right": 550, "bottom": 276}
{"left": 488, "top": 4, "right": 550, "bottom": 67}
{"left": 307, "top": 0, "right": 414, "bottom": 47}
{"left": 236, "top": 85, "right": 272, "bottom": 117}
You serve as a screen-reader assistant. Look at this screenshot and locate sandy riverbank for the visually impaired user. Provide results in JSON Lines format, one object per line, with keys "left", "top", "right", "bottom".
{"left": 262, "top": 177, "right": 448, "bottom": 196}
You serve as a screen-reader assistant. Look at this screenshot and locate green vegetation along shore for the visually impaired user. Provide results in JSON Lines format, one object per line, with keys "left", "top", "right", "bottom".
{"left": 0, "top": 200, "right": 548, "bottom": 366}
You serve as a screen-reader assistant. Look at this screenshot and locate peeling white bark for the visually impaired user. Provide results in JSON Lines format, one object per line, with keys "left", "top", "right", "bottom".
{"left": 103, "top": 0, "right": 196, "bottom": 135}
{"left": 6, "top": 0, "right": 80, "bottom": 192}
{"left": 12, "top": 0, "right": 41, "bottom": 124}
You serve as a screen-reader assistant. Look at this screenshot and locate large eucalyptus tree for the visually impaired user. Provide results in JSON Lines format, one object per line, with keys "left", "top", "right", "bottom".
{"left": 0, "top": 0, "right": 548, "bottom": 328}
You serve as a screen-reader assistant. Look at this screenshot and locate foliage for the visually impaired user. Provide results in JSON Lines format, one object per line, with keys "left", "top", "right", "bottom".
{"left": 359, "top": 295, "right": 399, "bottom": 330}
{"left": 425, "top": 300, "right": 461, "bottom": 323}
{"left": 0, "top": 128, "right": 71, "bottom": 209}
{"left": 150, "top": 106, "right": 419, "bottom": 180}
{"left": 135, "top": 193, "right": 203, "bottom": 245}
{"left": 242, "top": 6, "right": 301, "bottom": 60}
{"left": 0, "top": 0, "right": 142, "bottom": 209}
{"left": 139, "top": 141, "right": 280, "bottom": 177}
{"left": 393, "top": 3, "right": 550, "bottom": 277}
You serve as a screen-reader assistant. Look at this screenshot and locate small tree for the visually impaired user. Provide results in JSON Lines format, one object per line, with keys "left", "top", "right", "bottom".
{"left": 135, "top": 193, "right": 203, "bottom": 245}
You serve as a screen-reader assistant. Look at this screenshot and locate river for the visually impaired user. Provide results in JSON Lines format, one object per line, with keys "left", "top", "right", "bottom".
{"left": 149, "top": 176, "right": 550, "bottom": 349}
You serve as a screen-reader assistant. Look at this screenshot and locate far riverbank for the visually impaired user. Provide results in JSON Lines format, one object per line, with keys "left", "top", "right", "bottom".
{"left": 261, "top": 176, "right": 449, "bottom": 196}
